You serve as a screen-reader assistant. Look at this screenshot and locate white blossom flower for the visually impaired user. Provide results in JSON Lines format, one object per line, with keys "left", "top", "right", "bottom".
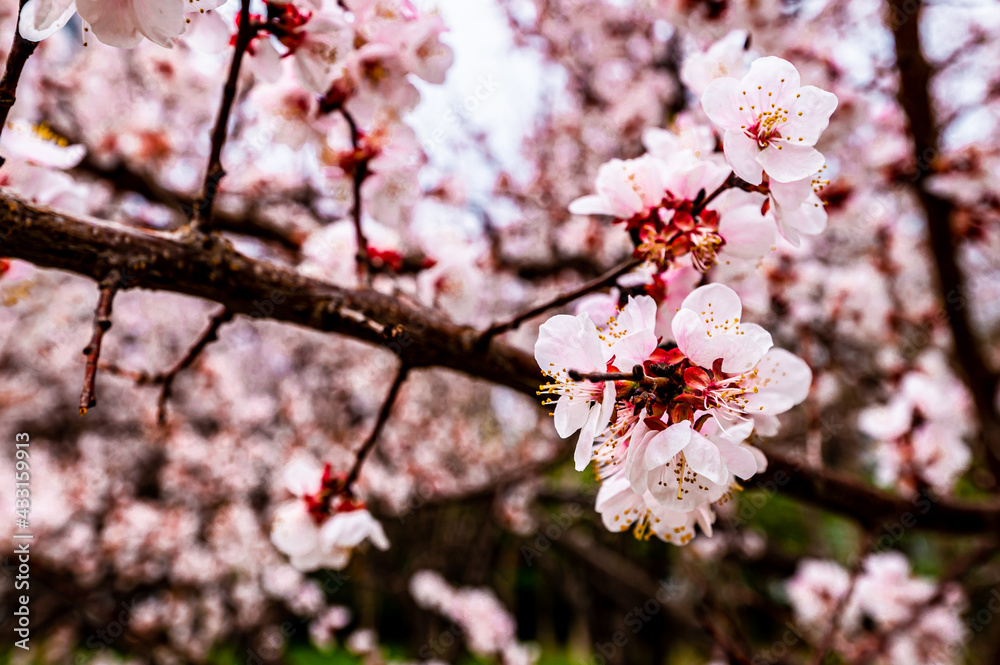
{"left": 568, "top": 155, "right": 668, "bottom": 219}
{"left": 701, "top": 56, "right": 838, "bottom": 184}
{"left": 595, "top": 472, "right": 715, "bottom": 545}
{"left": 270, "top": 456, "right": 389, "bottom": 571}
{"left": 534, "top": 312, "right": 616, "bottom": 471}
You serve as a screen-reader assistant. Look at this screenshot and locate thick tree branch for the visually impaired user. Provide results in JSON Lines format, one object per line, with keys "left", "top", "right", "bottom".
{"left": 886, "top": 0, "right": 1000, "bottom": 464}
{"left": 0, "top": 192, "right": 543, "bottom": 396}
{"left": 4, "top": 193, "right": 1000, "bottom": 534}
{"left": 759, "top": 449, "right": 1000, "bottom": 534}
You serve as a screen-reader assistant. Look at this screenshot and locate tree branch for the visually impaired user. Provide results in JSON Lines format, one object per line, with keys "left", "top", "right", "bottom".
{"left": 339, "top": 107, "right": 373, "bottom": 285}
{"left": 191, "top": 0, "right": 254, "bottom": 232}
{"left": 0, "top": 1, "right": 38, "bottom": 166}
{"left": 759, "top": 449, "right": 1000, "bottom": 534}
{"left": 0, "top": 192, "right": 543, "bottom": 396}
{"left": 79, "top": 272, "right": 120, "bottom": 416}
{"left": 344, "top": 364, "right": 409, "bottom": 491}
{"left": 155, "top": 306, "right": 232, "bottom": 424}
{"left": 4, "top": 192, "right": 1000, "bottom": 534}
{"left": 478, "top": 258, "right": 642, "bottom": 346}
{"left": 886, "top": 0, "right": 1000, "bottom": 465}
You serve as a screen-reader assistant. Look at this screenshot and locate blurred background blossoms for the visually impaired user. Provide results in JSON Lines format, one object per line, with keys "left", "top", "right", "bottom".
{"left": 2, "top": 0, "right": 1000, "bottom": 663}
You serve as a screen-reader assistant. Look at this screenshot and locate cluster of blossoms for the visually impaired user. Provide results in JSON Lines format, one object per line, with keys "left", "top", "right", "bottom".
{"left": 569, "top": 56, "right": 836, "bottom": 280}
{"left": 12, "top": 0, "right": 453, "bottom": 254}
{"left": 270, "top": 456, "right": 389, "bottom": 571}
{"left": 787, "top": 553, "right": 967, "bottom": 665}
{"left": 533, "top": 53, "right": 837, "bottom": 546}
{"left": 409, "top": 570, "right": 538, "bottom": 665}
{"left": 859, "top": 354, "right": 975, "bottom": 496}
{"left": 535, "top": 284, "right": 810, "bottom": 545}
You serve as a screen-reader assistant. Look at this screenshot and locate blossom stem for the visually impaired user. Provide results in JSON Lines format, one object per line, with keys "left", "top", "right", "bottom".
{"left": 339, "top": 107, "right": 373, "bottom": 286}
{"left": 190, "top": 0, "right": 255, "bottom": 233}
{"left": 344, "top": 364, "right": 410, "bottom": 492}
{"left": 478, "top": 258, "right": 642, "bottom": 346}
{"left": 567, "top": 366, "right": 644, "bottom": 383}
{"left": 692, "top": 171, "right": 735, "bottom": 215}
{"left": 79, "top": 272, "right": 121, "bottom": 416}
{"left": 0, "top": 1, "right": 39, "bottom": 167}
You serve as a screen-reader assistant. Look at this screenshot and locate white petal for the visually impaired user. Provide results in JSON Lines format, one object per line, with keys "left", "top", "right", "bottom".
{"left": 779, "top": 86, "right": 838, "bottom": 146}
{"left": 625, "top": 430, "right": 654, "bottom": 494}
{"left": 715, "top": 439, "right": 758, "bottom": 480}
{"left": 700, "top": 76, "right": 750, "bottom": 131}
{"left": 722, "top": 130, "right": 764, "bottom": 185}
{"left": 573, "top": 404, "right": 603, "bottom": 471}
{"left": 76, "top": 0, "right": 144, "bottom": 47}
{"left": 683, "top": 430, "right": 727, "bottom": 485}
{"left": 742, "top": 57, "right": 801, "bottom": 108}
{"left": 130, "top": 0, "right": 186, "bottom": 47}
{"left": 271, "top": 501, "right": 319, "bottom": 558}
{"left": 645, "top": 422, "right": 693, "bottom": 467}
{"left": 718, "top": 204, "right": 777, "bottom": 261}
{"left": 610, "top": 330, "right": 658, "bottom": 370}
{"left": 535, "top": 313, "right": 607, "bottom": 374}
{"left": 679, "top": 283, "right": 744, "bottom": 324}
{"left": 19, "top": 0, "right": 77, "bottom": 41}
{"left": 283, "top": 456, "right": 324, "bottom": 497}
{"left": 743, "top": 348, "right": 813, "bottom": 415}
{"left": 553, "top": 394, "right": 592, "bottom": 438}
{"left": 568, "top": 194, "right": 617, "bottom": 217}
{"left": 757, "top": 144, "right": 825, "bottom": 183}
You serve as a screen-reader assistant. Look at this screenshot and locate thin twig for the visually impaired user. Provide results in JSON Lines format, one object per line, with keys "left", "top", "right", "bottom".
{"left": 344, "top": 364, "right": 410, "bottom": 490}
{"left": 190, "top": 0, "right": 255, "bottom": 233}
{"left": 339, "top": 108, "right": 372, "bottom": 284}
{"left": 79, "top": 273, "right": 120, "bottom": 416}
{"left": 156, "top": 307, "right": 233, "bottom": 424}
{"left": 98, "top": 307, "right": 233, "bottom": 423}
{"left": 0, "top": 1, "right": 39, "bottom": 166}
{"left": 478, "top": 258, "right": 642, "bottom": 345}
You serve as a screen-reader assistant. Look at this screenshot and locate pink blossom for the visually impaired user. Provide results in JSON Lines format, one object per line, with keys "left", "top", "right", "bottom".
{"left": 701, "top": 56, "right": 838, "bottom": 184}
